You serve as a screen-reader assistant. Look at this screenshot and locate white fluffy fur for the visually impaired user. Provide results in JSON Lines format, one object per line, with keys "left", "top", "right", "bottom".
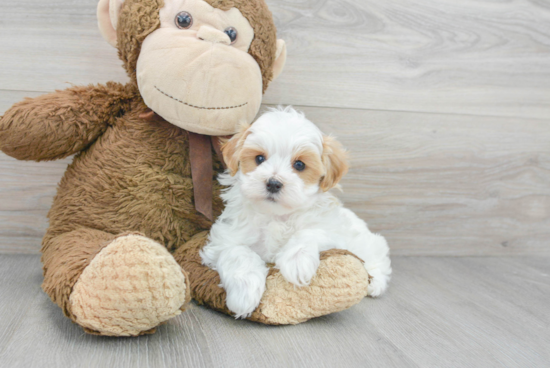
{"left": 200, "top": 107, "right": 392, "bottom": 318}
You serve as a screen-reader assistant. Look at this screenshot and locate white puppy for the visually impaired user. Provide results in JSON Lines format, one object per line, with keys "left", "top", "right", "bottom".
{"left": 201, "top": 107, "right": 391, "bottom": 318}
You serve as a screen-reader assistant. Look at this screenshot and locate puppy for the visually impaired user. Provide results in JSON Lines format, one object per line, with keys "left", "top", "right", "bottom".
{"left": 201, "top": 107, "right": 392, "bottom": 318}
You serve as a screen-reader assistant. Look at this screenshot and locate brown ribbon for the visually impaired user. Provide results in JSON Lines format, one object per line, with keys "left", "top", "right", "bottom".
{"left": 140, "top": 109, "right": 228, "bottom": 221}
{"left": 188, "top": 132, "right": 214, "bottom": 220}
{"left": 211, "top": 136, "right": 227, "bottom": 170}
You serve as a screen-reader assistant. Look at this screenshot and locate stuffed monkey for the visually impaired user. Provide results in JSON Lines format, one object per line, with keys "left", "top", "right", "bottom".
{"left": 0, "top": 0, "right": 370, "bottom": 336}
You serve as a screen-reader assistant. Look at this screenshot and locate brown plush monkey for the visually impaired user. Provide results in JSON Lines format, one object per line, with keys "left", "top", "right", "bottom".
{"left": 0, "top": 0, "right": 370, "bottom": 336}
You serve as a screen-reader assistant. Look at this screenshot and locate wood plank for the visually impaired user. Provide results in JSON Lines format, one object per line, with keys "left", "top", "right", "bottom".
{"left": 300, "top": 106, "right": 550, "bottom": 256}
{"left": 265, "top": 0, "right": 550, "bottom": 119}
{"left": 0, "top": 254, "right": 43, "bottom": 349}
{"left": 1, "top": 0, "right": 550, "bottom": 118}
{"left": 0, "top": 255, "right": 548, "bottom": 367}
{"left": 2, "top": 93, "right": 548, "bottom": 255}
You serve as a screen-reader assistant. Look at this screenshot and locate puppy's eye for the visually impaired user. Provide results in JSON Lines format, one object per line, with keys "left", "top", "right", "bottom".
{"left": 255, "top": 155, "right": 266, "bottom": 165}
{"left": 224, "top": 27, "right": 238, "bottom": 44}
{"left": 293, "top": 160, "right": 306, "bottom": 171}
{"left": 175, "top": 11, "right": 193, "bottom": 29}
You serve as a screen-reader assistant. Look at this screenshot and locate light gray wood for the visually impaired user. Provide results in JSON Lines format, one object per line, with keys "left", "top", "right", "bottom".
{"left": 0, "top": 254, "right": 43, "bottom": 350}
{"left": 0, "top": 254, "right": 548, "bottom": 367}
{"left": 265, "top": 0, "right": 550, "bottom": 119}
{"left": 1, "top": 0, "right": 550, "bottom": 118}
{"left": 2, "top": 92, "right": 549, "bottom": 255}
{"left": 302, "top": 106, "right": 550, "bottom": 256}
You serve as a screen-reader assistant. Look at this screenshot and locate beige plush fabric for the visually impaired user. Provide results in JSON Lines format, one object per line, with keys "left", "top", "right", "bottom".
{"left": 70, "top": 234, "right": 190, "bottom": 336}
{"left": 251, "top": 251, "right": 370, "bottom": 325}
{"left": 137, "top": 1, "right": 263, "bottom": 135}
{"left": 174, "top": 232, "right": 370, "bottom": 325}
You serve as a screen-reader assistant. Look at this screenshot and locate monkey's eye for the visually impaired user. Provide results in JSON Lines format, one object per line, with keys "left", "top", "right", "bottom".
{"left": 293, "top": 160, "right": 306, "bottom": 171}
{"left": 175, "top": 11, "right": 193, "bottom": 29}
{"left": 224, "top": 27, "right": 238, "bottom": 44}
{"left": 255, "top": 155, "right": 266, "bottom": 165}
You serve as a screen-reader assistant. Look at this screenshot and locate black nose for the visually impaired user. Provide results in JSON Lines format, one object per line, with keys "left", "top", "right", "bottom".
{"left": 266, "top": 178, "right": 283, "bottom": 193}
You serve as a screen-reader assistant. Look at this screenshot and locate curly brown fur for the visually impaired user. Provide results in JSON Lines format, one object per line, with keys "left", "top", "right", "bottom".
{"left": 174, "top": 231, "right": 232, "bottom": 314}
{"left": 1, "top": 81, "right": 223, "bottom": 330}
{"left": 42, "top": 85, "right": 223, "bottom": 249}
{"left": 41, "top": 228, "right": 117, "bottom": 320}
{"left": 117, "top": 0, "right": 164, "bottom": 84}
{"left": 0, "top": 83, "right": 134, "bottom": 161}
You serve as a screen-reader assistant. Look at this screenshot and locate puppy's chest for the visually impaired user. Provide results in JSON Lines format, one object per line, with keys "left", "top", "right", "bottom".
{"left": 249, "top": 219, "right": 295, "bottom": 262}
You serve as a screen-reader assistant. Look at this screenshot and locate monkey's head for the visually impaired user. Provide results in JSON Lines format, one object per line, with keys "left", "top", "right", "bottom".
{"left": 97, "top": 0, "right": 286, "bottom": 135}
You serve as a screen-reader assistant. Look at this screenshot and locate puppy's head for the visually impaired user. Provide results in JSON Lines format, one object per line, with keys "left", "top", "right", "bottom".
{"left": 222, "top": 107, "right": 348, "bottom": 213}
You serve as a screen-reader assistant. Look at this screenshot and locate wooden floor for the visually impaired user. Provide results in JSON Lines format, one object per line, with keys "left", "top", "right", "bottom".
{"left": 0, "top": 254, "right": 548, "bottom": 368}
{"left": 1, "top": 0, "right": 549, "bottom": 366}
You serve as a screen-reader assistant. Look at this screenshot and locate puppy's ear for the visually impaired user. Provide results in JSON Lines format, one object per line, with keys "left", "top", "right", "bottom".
{"left": 221, "top": 123, "right": 251, "bottom": 176}
{"left": 320, "top": 136, "right": 349, "bottom": 191}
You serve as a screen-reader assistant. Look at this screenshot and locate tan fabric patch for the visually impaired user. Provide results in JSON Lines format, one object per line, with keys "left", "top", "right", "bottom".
{"left": 203, "top": 0, "right": 277, "bottom": 93}
{"left": 136, "top": 0, "right": 263, "bottom": 136}
{"left": 174, "top": 232, "right": 370, "bottom": 325}
{"left": 41, "top": 227, "right": 118, "bottom": 320}
{"left": 251, "top": 251, "right": 369, "bottom": 325}
{"left": 117, "top": 0, "right": 277, "bottom": 93}
{"left": 70, "top": 234, "right": 190, "bottom": 336}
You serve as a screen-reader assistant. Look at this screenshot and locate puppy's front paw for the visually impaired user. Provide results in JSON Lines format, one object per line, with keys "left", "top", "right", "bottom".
{"left": 276, "top": 246, "right": 320, "bottom": 287}
{"left": 366, "top": 268, "right": 391, "bottom": 297}
{"left": 223, "top": 272, "right": 267, "bottom": 319}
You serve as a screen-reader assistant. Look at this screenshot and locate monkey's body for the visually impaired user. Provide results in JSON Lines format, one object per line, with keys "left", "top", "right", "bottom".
{"left": 0, "top": 0, "right": 372, "bottom": 336}
{"left": 2, "top": 82, "right": 222, "bottom": 334}
{"left": 42, "top": 84, "right": 222, "bottom": 250}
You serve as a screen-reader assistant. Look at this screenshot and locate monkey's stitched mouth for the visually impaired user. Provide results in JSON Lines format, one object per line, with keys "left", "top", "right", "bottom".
{"left": 154, "top": 86, "right": 248, "bottom": 110}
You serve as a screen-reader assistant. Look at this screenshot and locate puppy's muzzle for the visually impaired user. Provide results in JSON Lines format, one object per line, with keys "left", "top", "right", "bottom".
{"left": 266, "top": 178, "right": 283, "bottom": 194}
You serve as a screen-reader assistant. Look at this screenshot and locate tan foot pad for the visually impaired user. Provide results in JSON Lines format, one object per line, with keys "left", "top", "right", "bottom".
{"left": 250, "top": 250, "right": 370, "bottom": 325}
{"left": 175, "top": 232, "right": 369, "bottom": 325}
{"left": 70, "top": 234, "right": 190, "bottom": 336}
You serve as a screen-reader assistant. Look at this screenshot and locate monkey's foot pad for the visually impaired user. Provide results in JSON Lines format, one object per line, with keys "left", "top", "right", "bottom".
{"left": 70, "top": 234, "right": 190, "bottom": 336}
{"left": 174, "top": 231, "right": 370, "bottom": 325}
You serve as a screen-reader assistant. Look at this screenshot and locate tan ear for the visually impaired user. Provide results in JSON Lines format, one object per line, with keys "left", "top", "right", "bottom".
{"left": 97, "top": 0, "right": 125, "bottom": 48}
{"left": 320, "top": 136, "right": 349, "bottom": 191}
{"left": 221, "top": 123, "right": 251, "bottom": 176}
{"left": 272, "top": 39, "right": 287, "bottom": 81}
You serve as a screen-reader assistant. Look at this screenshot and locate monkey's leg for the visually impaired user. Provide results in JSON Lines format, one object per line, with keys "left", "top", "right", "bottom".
{"left": 173, "top": 232, "right": 369, "bottom": 325}
{"left": 41, "top": 228, "right": 191, "bottom": 336}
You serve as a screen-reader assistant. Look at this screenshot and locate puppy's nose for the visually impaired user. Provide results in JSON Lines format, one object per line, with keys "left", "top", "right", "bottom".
{"left": 266, "top": 178, "right": 283, "bottom": 194}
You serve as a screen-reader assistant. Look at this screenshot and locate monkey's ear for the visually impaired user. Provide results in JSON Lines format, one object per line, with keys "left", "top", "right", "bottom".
{"left": 272, "top": 39, "right": 287, "bottom": 81}
{"left": 97, "top": 0, "right": 125, "bottom": 48}
{"left": 320, "top": 136, "right": 349, "bottom": 191}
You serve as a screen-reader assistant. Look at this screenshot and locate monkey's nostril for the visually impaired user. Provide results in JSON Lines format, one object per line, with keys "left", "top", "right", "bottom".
{"left": 196, "top": 25, "right": 231, "bottom": 45}
{"left": 266, "top": 178, "right": 283, "bottom": 194}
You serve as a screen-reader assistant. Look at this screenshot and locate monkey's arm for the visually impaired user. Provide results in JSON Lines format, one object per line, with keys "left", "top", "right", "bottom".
{"left": 0, "top": 82, "right": 134, "bottom": 161}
